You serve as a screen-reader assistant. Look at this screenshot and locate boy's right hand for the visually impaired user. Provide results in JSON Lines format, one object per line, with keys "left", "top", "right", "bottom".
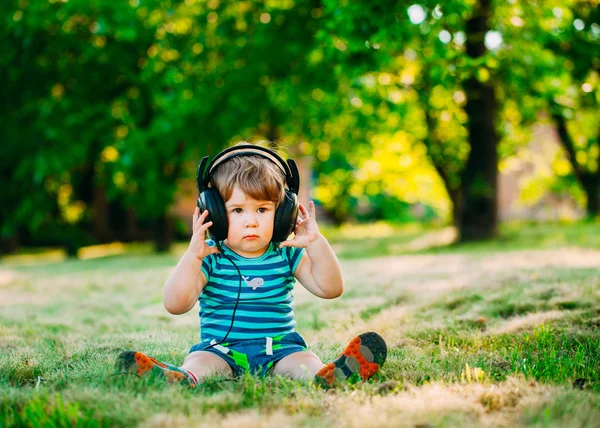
{"left": 188, "top": 208, "right": 220, "bottom": 260}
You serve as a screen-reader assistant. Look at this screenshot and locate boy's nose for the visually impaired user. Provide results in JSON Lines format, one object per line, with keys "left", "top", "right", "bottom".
{"left": 244, "top": 213, "right": 258, "bottom": 227}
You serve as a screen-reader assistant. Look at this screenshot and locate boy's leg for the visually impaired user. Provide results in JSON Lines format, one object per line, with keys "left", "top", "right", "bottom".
{"left": 180, "top": 350, "right": 233, "bottom": 379}
{"left": 115, "top": 350, "right": 232, "bottom": 387}
{"left": 314, "top": 332, "right": 387, "bottom": 388}
{"left": 271, "top": 351, "right": 325, "bottom": 380}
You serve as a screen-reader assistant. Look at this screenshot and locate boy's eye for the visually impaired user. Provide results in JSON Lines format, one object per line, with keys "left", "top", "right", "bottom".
{"left": 258, "top": 207, "right": 268, "bottom": 213}
{"left": 233, "top": 208, "right": 243, "bottom": 214}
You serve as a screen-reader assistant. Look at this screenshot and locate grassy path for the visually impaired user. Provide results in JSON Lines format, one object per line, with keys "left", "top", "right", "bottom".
{"left": 2, "top": 229, "right": 600, "bottom": 426}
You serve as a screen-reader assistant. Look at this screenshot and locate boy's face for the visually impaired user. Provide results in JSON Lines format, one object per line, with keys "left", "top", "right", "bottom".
{"left": 224, "top": 185, "right": 276, "bottom": 258}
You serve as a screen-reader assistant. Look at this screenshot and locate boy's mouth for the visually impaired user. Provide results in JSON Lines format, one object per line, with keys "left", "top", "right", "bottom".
{"left": 244, "top": 235, "right": 259, "bottom": 240}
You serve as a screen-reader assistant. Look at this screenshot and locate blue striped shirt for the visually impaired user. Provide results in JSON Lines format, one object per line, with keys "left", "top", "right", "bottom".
{"left": 200, "top": 240, "right": 305, "bottom": 342}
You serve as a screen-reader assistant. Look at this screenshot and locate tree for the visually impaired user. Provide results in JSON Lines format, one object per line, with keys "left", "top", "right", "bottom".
{"left": 316, "top": 0, "right": 503, "bottom": 240}
{"left": 1, "top": 0, "right": 336, "bottom": 252}
{"left": 111, "top": 0, "right": 334, "bottom": 249}
{"left": 459, "top": 0, "right": 499, "bottom": 239}
{"left": 538, "top": 2, "right": 599, "bottom": 217}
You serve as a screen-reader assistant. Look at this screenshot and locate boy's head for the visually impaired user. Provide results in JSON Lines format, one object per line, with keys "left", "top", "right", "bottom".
{"left": 197, "top": 142, "right": 299, "bottom": 244}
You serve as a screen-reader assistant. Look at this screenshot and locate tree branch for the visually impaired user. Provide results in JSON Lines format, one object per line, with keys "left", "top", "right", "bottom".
{"left": 552, "top": 111, "right": 585, "bottom": 182}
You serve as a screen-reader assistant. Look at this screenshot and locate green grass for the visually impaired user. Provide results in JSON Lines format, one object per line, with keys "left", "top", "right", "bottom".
{"left": 323, "top": 219, "right": 600, "bottom": 258}
{"left": 2, "top": 221, "right": 600, "bottom": 426}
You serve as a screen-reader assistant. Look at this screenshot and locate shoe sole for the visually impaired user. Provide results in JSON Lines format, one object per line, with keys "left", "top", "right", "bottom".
{"left": 314, "top": 332, "right": 387, "bottom": 388}
{"left": 116, "top": 351, "right": 192, "bottom": 386}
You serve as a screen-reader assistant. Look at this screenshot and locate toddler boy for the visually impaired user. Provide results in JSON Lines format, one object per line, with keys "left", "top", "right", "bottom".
{"left": 116, "top": 143, "right": 386, "bottom": 388}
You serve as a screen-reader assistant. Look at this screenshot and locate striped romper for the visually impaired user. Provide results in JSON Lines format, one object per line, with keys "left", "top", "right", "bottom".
{"left": 188, "top": 240, "right": 308, "bottom": 376}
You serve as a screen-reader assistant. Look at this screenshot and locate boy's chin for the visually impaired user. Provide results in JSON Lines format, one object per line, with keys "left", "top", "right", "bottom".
{"left": 231, "top": 240, "right": 271, "bottom": 257}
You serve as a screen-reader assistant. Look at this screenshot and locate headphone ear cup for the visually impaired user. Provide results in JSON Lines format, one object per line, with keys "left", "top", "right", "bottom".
{"left": 198, "top": 188, "right": 228, "bottom": 241}
{"left": 273, "top": 190, "right": 299, "bottom": 242}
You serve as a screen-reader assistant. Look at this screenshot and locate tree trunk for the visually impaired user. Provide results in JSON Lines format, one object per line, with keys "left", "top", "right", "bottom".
{"left": 152, "top": 213, "right": 173, "bottom": 252}
{"left": 125, "top": 208, "right": 142, "bottom": 241}
{"left": 265, "top": 120, "right": 281, "bottom": 145}
{"left": 1, "top": 232, "right": 20, "bottom": 254}
{"left": 459, "top": 0, "right": 498, "bottom": 241}
{"left": 449, "top": 188, "right": 463, "bottom": 230}
{"left": 553, "top": 114, "right": 600, "bottom": 218}
{"left": 581, "top": 174, "right": 600, "bottom": 218}
{"left": 92, "top": 182, "right": 112, "bottom": 242}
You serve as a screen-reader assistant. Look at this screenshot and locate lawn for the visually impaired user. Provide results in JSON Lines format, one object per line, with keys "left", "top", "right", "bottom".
{"left": 2, "top": 222, "right": 600, "bottom": 427}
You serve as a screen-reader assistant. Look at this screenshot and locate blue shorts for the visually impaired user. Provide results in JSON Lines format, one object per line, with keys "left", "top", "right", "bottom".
{"left": 189, "top": 332, "right": 308, "bottom": 377}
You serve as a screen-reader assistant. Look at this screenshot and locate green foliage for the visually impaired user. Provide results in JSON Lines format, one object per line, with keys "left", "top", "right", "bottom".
{"left": 313, "top": 1, "right": 600, "bottom": 227}
{"left": 501, "top": 1, "right": 600, "bottom": 214}
{"left": 1, "top": 0, "right": 160, "bottom": 244}
{"left": 1, "top": 0, "right": 335, "bottom": 251}
{"left": 314, "top": 1, "right": 479, "bottom": 220}
{"left": 3, "top": 0, "right": 600, "bottom": 250}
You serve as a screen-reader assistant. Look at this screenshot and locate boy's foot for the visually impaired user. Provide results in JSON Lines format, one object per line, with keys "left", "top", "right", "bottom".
{"left": 314, "top": 332, "right": 387, "bottom": 388}
{"left": 115, "top": 351, "right": 197, "bottom": 388}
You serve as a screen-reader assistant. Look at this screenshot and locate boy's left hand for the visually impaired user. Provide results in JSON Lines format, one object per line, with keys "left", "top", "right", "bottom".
{"left": 279, "top": 201, "right": 321, "bottom": 249}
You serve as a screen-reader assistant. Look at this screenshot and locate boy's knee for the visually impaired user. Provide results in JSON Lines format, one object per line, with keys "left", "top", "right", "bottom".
{"left": 182, "top": 351, "right": 233, "bottom": 378}
{"left": 273, "top": 351, "right": 324, "bottom": 379}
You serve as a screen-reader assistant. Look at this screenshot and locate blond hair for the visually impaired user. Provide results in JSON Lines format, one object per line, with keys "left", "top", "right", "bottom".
{"left": 210, "top": 142, "right": 286, "bottom": 205}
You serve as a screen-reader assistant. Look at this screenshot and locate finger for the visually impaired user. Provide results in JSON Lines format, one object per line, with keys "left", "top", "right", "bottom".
{"left": 209, "top": 246, "right": 220, "bottom": 254}
{"left": 299, "top": 203, "right": 309, "bottom": 217}
{"left": 309, "top": 200, "right": 316, "bottom": 218}
{"left": 192, "top": 207, "right": 199, "bottom": 233}
{"left": 198, "top": 221, "right": 213, "bottom": 235}
{"left": 197, "top": 209, "right": 209, "bottom": 226}
{"left": 279, "top": 240, "right": 291, "bottom": 248}
{"left": 297, "top": 204, "right": 308, "bottom": 222}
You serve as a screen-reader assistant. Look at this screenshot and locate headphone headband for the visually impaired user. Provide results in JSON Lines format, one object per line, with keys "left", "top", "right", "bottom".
{"left": 196, "top": 145, "right": 299, "bottom": 195}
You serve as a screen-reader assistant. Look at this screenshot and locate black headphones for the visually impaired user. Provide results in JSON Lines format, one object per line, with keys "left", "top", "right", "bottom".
{"left": 196, "top": 145, "right": 300, "bottom": 243}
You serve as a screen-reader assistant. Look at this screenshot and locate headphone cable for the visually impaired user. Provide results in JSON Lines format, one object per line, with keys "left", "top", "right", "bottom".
{"left": 204, "top": 241, "right": 242, "bottom": 349}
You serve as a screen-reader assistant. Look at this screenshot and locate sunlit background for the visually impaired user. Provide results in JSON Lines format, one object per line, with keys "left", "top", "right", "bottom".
{"left": 2, "top": 0, "right": 599, "bottom": 258}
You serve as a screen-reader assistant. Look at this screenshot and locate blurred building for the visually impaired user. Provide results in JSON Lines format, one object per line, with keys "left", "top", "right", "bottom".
{"left": 498, "top": 123, "right": 583, "bottom": 221}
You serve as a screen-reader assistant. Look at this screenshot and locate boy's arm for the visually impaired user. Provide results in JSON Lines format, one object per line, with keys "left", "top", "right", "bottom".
{"left": 163, "top": 252, "right": 209, "bottom": 314}
{"left": 163, "top": 208, "right": 219, "bottom": 314}
{"left": 293, "top": 236, "right": 343, "bottom": 299}
{"left": 280, "top": 201, "right": 344, "bottom": 299}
